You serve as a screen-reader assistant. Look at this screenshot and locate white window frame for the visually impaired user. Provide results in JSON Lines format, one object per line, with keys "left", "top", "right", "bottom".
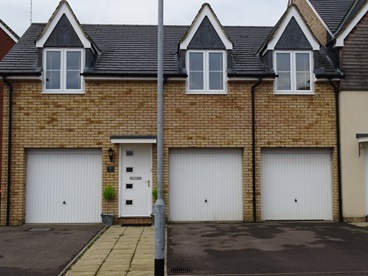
{"left": 274, "top": 50, "right": 314, "bottom": 95}
{"left": 43, "top": 48, "right": 84, "bottom": 94}
{"left": 186, "top": 50, "right": 227, "bottom": 95}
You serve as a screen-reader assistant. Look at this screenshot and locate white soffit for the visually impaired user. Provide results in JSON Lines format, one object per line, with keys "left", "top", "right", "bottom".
{"left": 180, "top": 4, "right": 233, "bottom": 50}
{"left": 111, "top": 137, "right": 157, "bottom": 144}
{"left": 335, "top": 3, "right": 368, "bottom": 47}
{"left": 266, "top": 6, "right": 320, "bottom": 52}
{"left": 36, "top": 3, "right": 91, "bottom": 48}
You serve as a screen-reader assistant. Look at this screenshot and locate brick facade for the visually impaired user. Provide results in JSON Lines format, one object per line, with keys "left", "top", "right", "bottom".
{"left": 291, "top": 0, "right": 330, "bottom": 45}
{"left": 0, "top": 78, "right": 339, "bottom": 225}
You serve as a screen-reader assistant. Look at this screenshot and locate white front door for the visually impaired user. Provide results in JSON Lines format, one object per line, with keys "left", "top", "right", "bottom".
{"left": 120, "top": 144, "right": 152, "bottom": 217}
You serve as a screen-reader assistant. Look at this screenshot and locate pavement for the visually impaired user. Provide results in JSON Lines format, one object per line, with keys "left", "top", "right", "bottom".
{"left": 63, "top": 226, "right": 155, "bottom": 276}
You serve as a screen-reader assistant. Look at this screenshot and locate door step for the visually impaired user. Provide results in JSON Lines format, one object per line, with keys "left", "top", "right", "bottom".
{"left": 120, "top": 216, "right": 153, "bottom": 226}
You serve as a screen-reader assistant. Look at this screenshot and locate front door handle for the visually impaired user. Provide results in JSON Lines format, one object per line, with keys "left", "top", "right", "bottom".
{"left": 147, "top": 180, "right": 150, "bottom": 187}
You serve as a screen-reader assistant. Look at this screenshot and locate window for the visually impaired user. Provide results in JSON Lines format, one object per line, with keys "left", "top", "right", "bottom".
{"left": 44, "top": 49, "right": 84, "bottom": 93}
{"left": 274, "top": 51, "right": 313, "bottom": 94}
{"left": 187, "top": 51, "right": 226, "bottom": 94}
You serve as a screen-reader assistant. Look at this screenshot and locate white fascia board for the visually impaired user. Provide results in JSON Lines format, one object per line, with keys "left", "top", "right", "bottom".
{"left": 266, "top": 6, "right": 320, "bottom": 52}
{"left": 111, "top": 138, "right": 157, "bottom": 144}
{"left": 84, "top": 76, "right": 157, "bottom": 81}
{"left": 0, "top": 76, "right": 42, "bottom": 80}
{"left": 36, "top": 4, "right": 91, "bottom": 48}
{"left": 0, "top": 23, "right": 18, "bottom": 43}
{"left": 357, "top": 137, "right": 368, "bottom": 143}
{"left": 335, "top": 3, "right": 368, "bottom": 47}
{"left": 180, "top": 5, "right": 233, "bottom": 50}
{"left": 306, "top": 0, "right": 333, "bottom": 37}
{"left": 228, "top": 78, "right": 274, "bottom": 82}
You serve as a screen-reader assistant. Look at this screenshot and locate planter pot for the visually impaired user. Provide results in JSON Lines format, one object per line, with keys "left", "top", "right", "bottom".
{"left": 101, "top": 213, "right": 114, "bottom": 226}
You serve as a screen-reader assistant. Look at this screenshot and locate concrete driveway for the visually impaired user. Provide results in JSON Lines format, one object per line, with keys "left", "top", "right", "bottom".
{"left": 0, "top": 224, "right": 103, "bottom": 276}
{"left": 167, "top": 222, "right": 368, "bottom": 275}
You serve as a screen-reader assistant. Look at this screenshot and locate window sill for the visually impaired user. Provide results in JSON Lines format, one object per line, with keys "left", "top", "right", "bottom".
{"left": 274, "top": 91, "right": 314, "bottom": 95}
{"left": 42, "top": 91, "right": 85, "bottom": 95}
{"left": 186, "top": 91, "right": 227, "bottom": 95}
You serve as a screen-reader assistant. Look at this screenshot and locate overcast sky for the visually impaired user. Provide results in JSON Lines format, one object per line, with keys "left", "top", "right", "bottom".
{"left": 1, "top": 0, "right": 289, "bottom": 37}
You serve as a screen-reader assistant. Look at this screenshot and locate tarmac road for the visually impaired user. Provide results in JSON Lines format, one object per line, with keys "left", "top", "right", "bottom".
{"left": 0, "top": 224, "right": 103, "bottom": 276}
{"left": 167, "top": 222, "right": 368, "bottom": 275}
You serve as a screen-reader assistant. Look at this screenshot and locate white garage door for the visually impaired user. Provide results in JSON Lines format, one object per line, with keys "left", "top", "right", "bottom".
{"left": 169, "top": 148, "right": 243, "bottom": 222}
{"left": 261, "top": 149, "right": 333, "bottom": 221}
{"left": 26, "top": 149, "right": 102, "bottom": 223}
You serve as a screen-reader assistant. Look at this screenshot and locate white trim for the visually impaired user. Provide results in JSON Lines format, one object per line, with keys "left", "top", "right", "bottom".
{"left": 265, "top": 6, "right": 320, "bottom": 53}
{"left": 180, "top": 4, "right": 233, "bottom": 50}
{"left": 228, "top": 78, "right": 274, "bottom": 82}
{"left": 83, "top": 76, "right": 157, "bottom": 81}
{"left": 274, "top": 50, "right": 314, "bottom": 95}
{"left": 358, "top": 137, "right": 368, "bottom": 144}
{"left": 36, "top": 3, "right": 91, "bottom": 48}
{"left": 186, "top": 50, "right": 227, "bottom": 94}
{"left": 305, "top": 0, "right": 334, "bottom": 37}
{"left": 42, "top": 48, "right": 85, "bottom": 94}
{"left": 335, "top": 3, "right": 368, "bottom": 47}
{"left": 0, "top": 76, "right": 42, "bottom": 80}
{"left": 0, "top": 22, "right": 18, "bottom": 43}
{"left": 111, "top": 138, "right": 157, "bottom": 144}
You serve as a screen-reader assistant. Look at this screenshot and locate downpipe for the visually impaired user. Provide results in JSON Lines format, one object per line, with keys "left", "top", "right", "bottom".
{"left": 329, "top": 79, "right": 343, "bottom": 222}
{"left": 3, "top": 77, "right": 13, "bottom": 226}
{"left": 251, "top": 78, "right": 262, "bottom": 222}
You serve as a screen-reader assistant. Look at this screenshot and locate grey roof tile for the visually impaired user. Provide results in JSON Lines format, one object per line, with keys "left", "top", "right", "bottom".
{"left": 0, "top": 23, "right": 275, "bottom": 77}
{"left": 0, "top": 22, "right": 338, "bottom": 78}
{"left": 309, "top": 0, "right": 366, "bottom": 34}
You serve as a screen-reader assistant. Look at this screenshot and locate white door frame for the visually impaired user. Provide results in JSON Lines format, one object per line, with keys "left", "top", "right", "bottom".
{"left": 119, "top": 143, "right": 153, "bottom": 217}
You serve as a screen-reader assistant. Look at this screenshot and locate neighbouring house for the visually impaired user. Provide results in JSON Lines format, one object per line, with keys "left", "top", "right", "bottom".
{"left": 0, "top": 19, "right": 18, "bottom": 225}
{"left": 290, "top": 0, "right": 368, "bottom": 222}
{"left": 0, "top": 0, "right": 344, "bottom": 225}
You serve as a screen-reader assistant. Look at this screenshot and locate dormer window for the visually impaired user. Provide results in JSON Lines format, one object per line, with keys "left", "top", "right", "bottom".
{"left": 274, "top": 51, "right": 313, "bottom": 94}
{"left": 187, "top": 50, "right": 226, "bottom": 94}
{"left": 43, "top": 49, "right": 84, "bottom": 93}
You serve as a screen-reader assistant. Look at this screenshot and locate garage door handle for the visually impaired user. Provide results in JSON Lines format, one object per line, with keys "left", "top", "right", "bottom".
{"left": 63, "top": 201, "right": 66, "bottom": 205}
{"left": 294, "top": 198, "right": 297, "bottom": 203}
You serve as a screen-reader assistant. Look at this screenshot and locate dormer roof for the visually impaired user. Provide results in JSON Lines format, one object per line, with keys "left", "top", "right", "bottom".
{"left": 35, "top": 0, "right": 94, "bottom": 49}
{"left": 259, "top": 5, "right": 320, "bottom": 55}
{"left": 179, "top": 3, "right": 233, "bottom": 50}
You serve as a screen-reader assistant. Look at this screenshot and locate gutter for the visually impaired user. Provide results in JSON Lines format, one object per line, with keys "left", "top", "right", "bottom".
{"left": 328, "top": 79, "right": 343, "bottom": 222}
{"left": 3, "top": 77, "right": 13, "bottom": 226}
{"left": 251, "top": 77, "right": 263, "bottom": 222}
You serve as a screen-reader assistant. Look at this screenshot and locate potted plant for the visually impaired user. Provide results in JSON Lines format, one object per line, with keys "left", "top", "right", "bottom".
{"left": 101, "top": 184, "right": 116, "bottom": 226}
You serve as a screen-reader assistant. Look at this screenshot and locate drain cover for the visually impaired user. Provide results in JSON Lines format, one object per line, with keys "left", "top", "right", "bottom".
{"left": 169, "top": 267, "right": 193, "bottom": 274}
{"left": 28, "top": 228, "right": 53, "bottom": 232}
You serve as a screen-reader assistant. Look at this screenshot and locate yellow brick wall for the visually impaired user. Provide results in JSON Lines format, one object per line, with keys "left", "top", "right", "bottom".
{"left": 1, "top": 80, "right": 158, "bottom": 225}
{"left": 292, "top": 0, "right": 330, "bottom": 45}
{"left": 254, "top": 81, "right": 338, "bottom": 221}
{"left": 0, "top": 79, "right": 338, "bottom": 225}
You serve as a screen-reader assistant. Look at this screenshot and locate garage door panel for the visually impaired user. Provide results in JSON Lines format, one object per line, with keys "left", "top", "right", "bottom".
{"left": 169, "top": 149, "right": 243, "bottom": 222}
{"left": 26, "top": 149, "right": 102, "bottom": 223}
{"left": 261, "top": 149, "right": 333, "bottom": 221}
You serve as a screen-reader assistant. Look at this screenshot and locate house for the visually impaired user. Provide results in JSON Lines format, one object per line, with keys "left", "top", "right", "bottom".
{"left": 0, "top": 0, "right": 342, "bottom": 225}
{"left": 290, "top": 0, "right": 368, "bottom": 222}
{"left": 0, "top": 19, "right": 18, "bottom": 225}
